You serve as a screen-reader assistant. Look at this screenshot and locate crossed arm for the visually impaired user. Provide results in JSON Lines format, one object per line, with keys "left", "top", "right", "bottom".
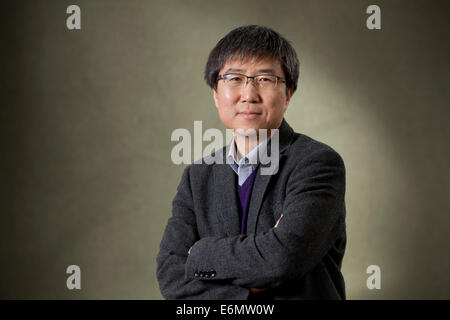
{"left": 187, "top": 215, "right": 283, "bottom": 294}
{"left": 156, "top": 166, "right": 249, "bottom": 299}
{"left": 156, "top": 148, "right": 345, "bottom": 299}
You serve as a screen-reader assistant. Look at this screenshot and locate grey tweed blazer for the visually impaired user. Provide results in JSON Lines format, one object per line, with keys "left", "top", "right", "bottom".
{"left": 157, "top": 118, "right": 346, "bottom": 300}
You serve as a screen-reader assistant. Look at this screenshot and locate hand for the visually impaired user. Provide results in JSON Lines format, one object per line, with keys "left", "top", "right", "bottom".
{"left": 188, "top": 241, "right": 198, "bottom": 255}
{"left": 274, "top": 214, "right": 283, "bottom": 228}
{"left": 250, "top": 287, "right": 267, "bottom": 294}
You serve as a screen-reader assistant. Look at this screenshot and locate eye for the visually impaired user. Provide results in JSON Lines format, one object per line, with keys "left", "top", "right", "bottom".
{"left": 258, "top": 76, "right": 275, "bottom": 83}
{"left": 227, "top": 75, "right": 243, "bottom": 82}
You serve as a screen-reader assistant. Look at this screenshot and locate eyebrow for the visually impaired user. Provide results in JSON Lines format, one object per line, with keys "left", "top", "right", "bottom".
{"left": 224, "top": 68, "right": 277, "bottom": 74}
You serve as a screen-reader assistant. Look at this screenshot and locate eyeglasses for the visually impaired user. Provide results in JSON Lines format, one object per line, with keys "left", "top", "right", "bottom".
{"left": 217, "top": 73, "right": 286, "bottom": 90}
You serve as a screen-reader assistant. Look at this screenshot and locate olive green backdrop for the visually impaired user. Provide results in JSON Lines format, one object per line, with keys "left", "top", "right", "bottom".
{"left": 1, "top": 0, "right": 449, "bottom": 299}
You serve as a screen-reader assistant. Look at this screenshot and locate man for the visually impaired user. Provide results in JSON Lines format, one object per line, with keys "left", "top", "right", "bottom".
{"left": 157, "top": 25, "right": 346, "bottom": 299}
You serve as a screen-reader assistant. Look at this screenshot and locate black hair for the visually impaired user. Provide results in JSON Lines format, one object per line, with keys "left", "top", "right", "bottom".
{"left": 204, "top": 25, "right": 300, "bottom": 94}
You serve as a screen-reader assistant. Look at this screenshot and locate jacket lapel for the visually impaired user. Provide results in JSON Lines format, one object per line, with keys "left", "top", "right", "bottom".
{"left": 212, "top": 118, "right": 295, "bottom": 236}
{"left": 246, "top": 166, "right": 273, "bottom": 235}
{"left": 213, "top": 155, "right": 241, "bottom": 236}
{"left": 246, "top": 118, "right": 294, "bottom": 235}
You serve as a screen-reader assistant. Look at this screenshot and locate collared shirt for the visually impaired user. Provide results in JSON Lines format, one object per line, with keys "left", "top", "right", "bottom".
{"left": 227, "top": 136, "right": 270, "bottom": 186}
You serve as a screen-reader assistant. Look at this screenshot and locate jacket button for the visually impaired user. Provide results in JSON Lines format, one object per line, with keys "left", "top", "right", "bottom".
{"left": 194, "top": 272, "right": 199, "bottom": 278}
{"left": 211, "top": 271, "right": 216, "bottom": 278}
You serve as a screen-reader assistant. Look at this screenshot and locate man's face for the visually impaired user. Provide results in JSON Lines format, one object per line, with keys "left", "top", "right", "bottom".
{"left": 213, "top": 56, "right": 293, "bottom": 136}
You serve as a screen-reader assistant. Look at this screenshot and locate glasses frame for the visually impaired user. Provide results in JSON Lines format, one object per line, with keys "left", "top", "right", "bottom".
{"left": 217, "top": 73, "right": 286, "bottom": 89}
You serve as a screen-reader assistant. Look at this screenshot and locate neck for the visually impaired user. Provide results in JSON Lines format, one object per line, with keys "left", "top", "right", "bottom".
{"left": 234, "top": 129, "right": 272, "bottom": 157}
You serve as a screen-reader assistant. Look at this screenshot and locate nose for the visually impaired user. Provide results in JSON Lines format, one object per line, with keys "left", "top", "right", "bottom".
{"left": 240, "top": 78, "right": 260, "bottom": 103}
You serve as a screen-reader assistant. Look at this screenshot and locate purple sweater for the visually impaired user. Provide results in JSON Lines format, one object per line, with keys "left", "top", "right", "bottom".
{"left": 236, "top": 168, "right": 258, "bottom": 235}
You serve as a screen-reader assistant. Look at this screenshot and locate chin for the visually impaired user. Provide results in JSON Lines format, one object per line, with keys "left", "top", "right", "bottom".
{"left": 232, "top": 123, "right": 265, "bottom": 136}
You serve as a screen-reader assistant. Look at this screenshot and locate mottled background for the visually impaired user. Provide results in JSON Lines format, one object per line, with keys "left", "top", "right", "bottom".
{"left": 1, "top": 0, "right": 449, "bottom": 299}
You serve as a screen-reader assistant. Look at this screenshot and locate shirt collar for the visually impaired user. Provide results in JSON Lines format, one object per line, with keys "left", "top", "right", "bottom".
{"left": 227, "top": 135, "right": 271, "bottom": 170}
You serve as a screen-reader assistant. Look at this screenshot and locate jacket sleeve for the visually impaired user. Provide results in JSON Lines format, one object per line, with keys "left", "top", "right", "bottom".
{"left": 156, "top": 165, "right": 250, "bottom": 299}
{"left": 185, "top": 148, "right": 346, "bottom": 289}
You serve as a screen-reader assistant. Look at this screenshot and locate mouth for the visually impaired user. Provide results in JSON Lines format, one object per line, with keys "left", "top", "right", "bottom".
{"left": 237, "top": 111, "right": 262, "bottom": 120}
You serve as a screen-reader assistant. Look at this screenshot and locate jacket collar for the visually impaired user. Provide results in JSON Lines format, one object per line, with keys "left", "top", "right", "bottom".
{"left": 213, "top": 118, "right": 295, "bottom": 236}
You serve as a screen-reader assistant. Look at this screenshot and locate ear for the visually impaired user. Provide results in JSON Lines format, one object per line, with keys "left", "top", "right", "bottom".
{"left": 284, "top": 87, "right": 294, "bottom": 111}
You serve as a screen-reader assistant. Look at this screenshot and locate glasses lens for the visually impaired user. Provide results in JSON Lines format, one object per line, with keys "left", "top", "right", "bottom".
{"left": 224, "top": 74, "right": 245, "bottom": 87}
{"left": 256, "top": 75, "right": 277, "bottom": 89}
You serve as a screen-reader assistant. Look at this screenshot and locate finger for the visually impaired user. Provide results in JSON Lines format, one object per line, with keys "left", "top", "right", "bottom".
{"left": 274, "top": 214, "right": 283, "bottom": 228}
